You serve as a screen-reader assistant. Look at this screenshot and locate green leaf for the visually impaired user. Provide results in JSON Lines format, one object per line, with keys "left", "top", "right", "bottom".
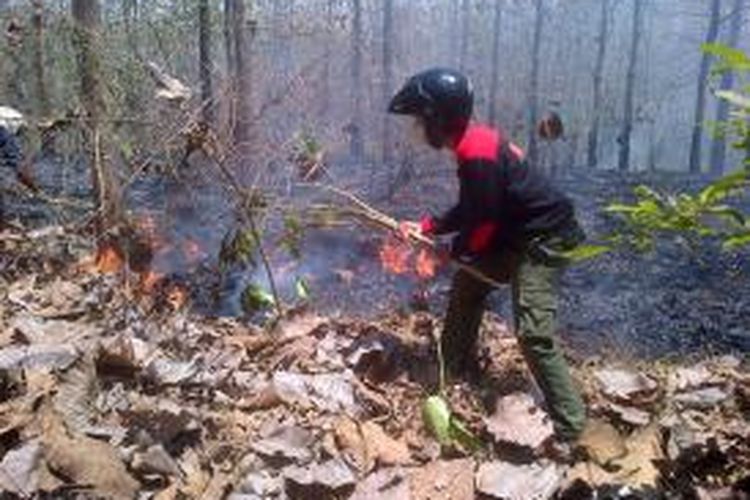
{"left": 723, "top": 231, "right": 750, "bottom": 250}
{"left": 449, "top": 417, "right": 482, "bottom": 452}
{"left": 422, "top": 395, "right": 452, "bottom": 445}
{"left": 715, "top": 90, "right": 750, "bottom": 110}
{"left": 295, "top": 277, "right": 310, "bottom": 300}
{"left": 702, "top": 42, "right": 750, "bottom": 71}
{"left": 240, "top": 283, "right": 275, "bottom": 314}
{"left": 561, "top": 245, "right": 611, "bottom": 262}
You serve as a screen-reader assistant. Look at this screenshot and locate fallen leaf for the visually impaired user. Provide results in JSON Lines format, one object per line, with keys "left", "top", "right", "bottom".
{"left": 251, "top": 425, "right": 315, "bottom": 463}
{"left": 476, "top": 461, "right": 563, "bottom": 500}
{"left": 612, "top": 424, "right": 663, "bottom": 489}
{"left": 0, "top": 440, "right": 42, "bottom": 496}
{"left": 674, "top": 387, "right": 730, "bottom": 409}
{"left": 484, "top": 392, "right": 554, "bottom": 450}
{"left": 409, "top": 459, "right": 474, "bottom": 500}
{"left": 42, "top": 409, "right": 139, "bottom": 499}
{"left": 0, "top": 344, "right": 78, "bottom": 371}
{"left": 272, "top": 370, "right": 360, "bottom": 414}
{"left": 578, "top": 419, "right": 627, "bottom": 467}
{"left": 361, "top": 421, "right": 411, "bottom": 468}
{"left": 283, "top": 458, "right": 356, "bottom": 499}
{"left": 595, "top": 367, "right": 658, "bottom": 404}
{"left": 349, "top": 467, "right": 410, "bottom": 500}
{"left": 604, "top": 402, "right": 652, "bottom": 427}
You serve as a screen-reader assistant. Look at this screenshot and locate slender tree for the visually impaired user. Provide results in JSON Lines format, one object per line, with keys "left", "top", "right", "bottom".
{"left": 459, "top": 0, "right": 470, "bottom": 71}
{"left": 231, "top": 0, "right": 253, "bottom": 152}
{"left": 349, "top": 0, "right": 364, "bottom": 159}
{"left": 709, "top": 0, "right": 744, "bottom": 175}
{"left": 30, "top": 0, "right": 48, "bottom": 117}
{"left": 382, "top": 0, "right": 394, "bottom": 164}
{"left": 71, "top": 0, "right": 122, "bottom": 231}
{"left": 618, "top": 0, "right": 644, "bottom": 172}
{"left": 587, "top": 0, "right": 609, "bottom": 168}
{"left": 198, "top": 0, "right": 213, "bottom": 124}
{"left": 527, "top": 0, "right": 544, "bottom": 163}
{"left": 487, "top": 0, "right": 503, "bottom": 125}
{"left": 320, "top": 0, "right": 335, "bottom": 118}
{"left": 689, "top": 0, "right": 721, "bottom": 174}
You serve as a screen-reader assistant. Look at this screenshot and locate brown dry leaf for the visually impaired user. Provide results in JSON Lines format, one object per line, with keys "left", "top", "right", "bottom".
{"left": 476, "top": 461, "right": 563, "bottom": 500}
{"left": 594, "top": 367, "right": 658, "bottom": 404}
{"left": 349, "top": 467, "right": 411, "bottom": 500}
{"left": 613, "top": 424, "right": 663, "bottom": 489}
{"left": 564, "top": 461, "right": 617, "bottom": 490}
{"left": 578, "top": 419, "right": 627, "bottom": 467}
{"left": 409, "top": 459, "right": 474, "bottom": 500}
{"left": 274, "top": 312, "right": 326, "bottom": 339}
{"left": 200, "top": 471, "right": 233, "bottom": 500}
{"left": 361, "top": 421, "right": 411, "bottom": 468}
{"left": 42, "top": 408, "right": 139, "bottom": 499}
{"left": 178, "top": 448, "right": 210, "bottom": 497}
{"left": 484, "top": 392, "right": 554, "bottom": 450}
{"left": 334, "top": 416, "right": 367, "bottom": 470}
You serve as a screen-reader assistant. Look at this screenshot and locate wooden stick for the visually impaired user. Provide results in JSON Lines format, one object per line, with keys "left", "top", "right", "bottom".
{"left": 315, "top": 183, "right": 508, "bottom": 290}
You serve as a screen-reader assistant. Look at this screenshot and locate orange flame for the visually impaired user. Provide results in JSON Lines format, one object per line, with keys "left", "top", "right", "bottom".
{"left": 415, "top": 249, "right": 438, "bottom": 279}
{"left": 166, "top": 284, "right": 188, "bottom": 310}
{"left": 94, "top": 244, "right": 125, "bottom": 274}
{"left": 139, "top": 270, "right": 164, "bottom": 294}
{"left": 378, "top": 237, "right": 411, "bottom": 275}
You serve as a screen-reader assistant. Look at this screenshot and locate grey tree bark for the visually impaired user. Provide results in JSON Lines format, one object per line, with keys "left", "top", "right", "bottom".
{"left": 231, "top": 0, "right": 253, "bottom": 153}
{"left": 459, "top": 0, "right": 470, "bottom": 71}
{"left": 72, "top": 0, "right": 122, "bottom": 231}
{"left": 487, "top": 0, "right": 503, "bottom": 125}
{"left": 349, "top": 0, "right": 364, "bottom": 159}
{"left": 382, "top": 0, "right": 394, "bottom": 164}
{"left": 709, "top": 0, "right": 743, "bottom": 175}
{"left": 587, "top": 0, "right": 609, "bottom": 168}
{"left": 618, "top": 0, "right": 644, "bottom": 172}
{"left": 320, "top": 0, "right": 335, "bottom": 118}
{"left": 31, "top": 0, "right": 48, "bottom": 117}
{"left": 198, "top": 0, "right": 213, "bottom": 124}
{"left": 527, "top": 0, "right": 544, "bottom": 164}
{"left": 689, "top": 0, "right": 721, "bottom": 174}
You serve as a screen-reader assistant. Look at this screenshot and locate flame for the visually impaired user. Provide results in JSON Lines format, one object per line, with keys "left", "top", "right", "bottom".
{"left": 94, "top": 244, "right": 125, "bottom": 274}
{"left": 166, "top": 284, "right": 188, "bottom": 310}
{"left": 378, "top": 237, "right": 411, "bottom": 275}
{"left": 139, "top": 270, "right": 164, "bottom": 294}
{"left": 415, "top": 248, "right": 438, "bottom": 279}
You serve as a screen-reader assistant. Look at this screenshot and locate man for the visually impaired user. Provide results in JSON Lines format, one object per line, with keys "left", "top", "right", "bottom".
{"left": 0, "top": 106, "right": 33, "bottom": 228}
{"left": 388, "top": 68, "right": 586, "bottom": 447}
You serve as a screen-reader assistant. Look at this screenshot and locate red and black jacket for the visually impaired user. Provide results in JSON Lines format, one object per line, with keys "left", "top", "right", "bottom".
{"left": 421, "top": 123, "right": 578, "bottom": 257}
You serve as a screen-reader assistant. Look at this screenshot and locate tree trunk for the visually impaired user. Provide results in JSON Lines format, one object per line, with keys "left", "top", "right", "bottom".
{"left": 459, "top": 0, "right": 470, "bottom": 71}
{"left": 320, "top": 0, "right": 334, "bottom": 118}
{"left": 349, "top": 0, "right": 364, "bottom": 160}
{"left": 232, "top": 0, "right": 253, "bottom": 153}
{"left": 31, "top": 0, "right": 48, "bottom": 117}
{"left": 587, "top": 0, "right": 609, "bottom": 168}
{"left": 224, "top": 0, "right": 234, "bottom": 77}
{"left": 618, "top": 0, "right": 643, "bottom": 172}
{"left": 709, "top": 0, "right": 743, "bottom": 176}
{"left": 689, "top": 0, "right": 721, "bottom": 174}
{"left": 123, "top": 0, "right": 138, "bottom": 54}
{"left": 71, "top": 0, "right": 122, "bottom": 232}
{"left": 487, "top": 0, "right": 503, "bottom": 125}
{"left": 527, "top": 0, "right": 544, "bottom": 164}
{"left": 198, "top": 0, "right": 213, "bottom": 124}
{"left": 382, "top": 0, "right": 394, "bottom": 164}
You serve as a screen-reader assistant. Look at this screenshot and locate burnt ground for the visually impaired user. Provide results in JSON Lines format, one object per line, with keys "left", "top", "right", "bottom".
{"left": 3, "top": 158, "right": 750, "bottom": 358}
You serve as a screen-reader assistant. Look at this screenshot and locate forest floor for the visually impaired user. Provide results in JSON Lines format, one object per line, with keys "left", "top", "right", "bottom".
{"left": 0, "top": 222, "right": 748, "bottom": 499}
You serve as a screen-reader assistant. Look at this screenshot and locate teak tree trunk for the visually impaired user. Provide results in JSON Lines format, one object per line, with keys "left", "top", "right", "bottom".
{"left": 587, "top": 0, "right": 609, "bottom": 168}
{"left": 198, "top": 0, "right": 214, "bottom": 124}
{"left": 618, "top": 0, "right": 644, "bottom": 172}
{"left": 689, "top": 0, "right": 721, "bottom": 174}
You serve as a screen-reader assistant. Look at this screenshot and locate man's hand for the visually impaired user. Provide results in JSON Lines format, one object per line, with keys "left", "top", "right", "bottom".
{"left": 398, "top": 220, "right": 422, "bottom": 241}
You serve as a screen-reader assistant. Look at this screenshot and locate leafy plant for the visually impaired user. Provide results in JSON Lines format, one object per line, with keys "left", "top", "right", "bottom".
{"left": 241, "top": 283, "right": 276, "bottom": 315}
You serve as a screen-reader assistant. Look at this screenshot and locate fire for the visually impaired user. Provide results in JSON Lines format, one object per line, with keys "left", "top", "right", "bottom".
{"left": 378, "top": 237, "right": 411, "bottom": 275}
{"left": 94, "top": 244, "right": 125, "bottom": 274}
{"left": 166, "top": 284, "right": 188, "bottom": 310}
{"left": 139, "top": 270, "right": 164, "bottom": 294}
{"left": 378, "top": 238, "right": 440, "bottom": 279}
{"left": 415, "top": 248, "right": 438, "bottom": 279}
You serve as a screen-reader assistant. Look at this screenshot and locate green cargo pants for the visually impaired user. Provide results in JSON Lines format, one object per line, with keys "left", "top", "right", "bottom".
{"left": 441, "top": 244, "right": 586, "bottom": 441}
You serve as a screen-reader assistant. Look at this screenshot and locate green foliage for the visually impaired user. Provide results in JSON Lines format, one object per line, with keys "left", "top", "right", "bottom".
{"left": 421, "top": 395, "right": 481, "bottom": 452}
{"left": 280, "top": 214, "right": 304, "bottom": 259}
{"left": 605, "top": 169, "right": 749, "bottom": 251}
{"left": 219, "top": 229, "right": 257, "bottom": 269}
{"left": 241, "top": 283, "right": 276, "bottom": 315}
{"left": 294, "top": 277, "right": 311, "bottom": 301}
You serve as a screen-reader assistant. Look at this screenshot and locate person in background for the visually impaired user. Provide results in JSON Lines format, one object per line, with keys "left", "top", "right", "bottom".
{"left": 388, "top": 68, "right": 586, "bottom": 457}
{"left": 0, "top": 106, "right": 35, "bottom": 228}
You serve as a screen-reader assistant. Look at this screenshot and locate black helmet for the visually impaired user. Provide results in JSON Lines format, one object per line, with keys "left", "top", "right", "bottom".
{"left": 388, "top": 68, "right": 473, "bottom": 147}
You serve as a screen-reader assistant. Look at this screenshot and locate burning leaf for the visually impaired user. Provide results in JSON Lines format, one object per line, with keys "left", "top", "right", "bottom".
{"left": 94, "top": 244, "right": 125, "bottom": 274}
{"left": 379, "top": 237, "right": 411, "bottom": 275}
{"left": 415, "top": 248, "right": 438, "bottom": 279}
{"left": 139, "top": 270, "right": 163, "bottom": 294}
